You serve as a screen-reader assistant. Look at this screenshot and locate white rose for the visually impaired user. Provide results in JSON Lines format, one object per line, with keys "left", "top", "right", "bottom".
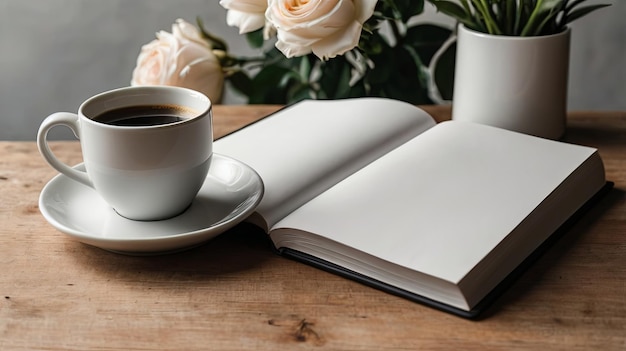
{"left": 266, "top": 0, "right": 377, "bottom": 60}
{"left": 220, "top": 0, "right": 268, "bottom": 34}
{"left": 131, "top": 19, "right": 224, "bottom": 103}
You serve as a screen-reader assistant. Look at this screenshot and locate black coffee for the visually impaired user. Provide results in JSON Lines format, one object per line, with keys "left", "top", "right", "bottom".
{"left": 93, "top": 105, "right": 194, "bottom": 126}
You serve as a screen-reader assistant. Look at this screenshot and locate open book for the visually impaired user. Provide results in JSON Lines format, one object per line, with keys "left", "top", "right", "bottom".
{"left": 213, "top": 98, "right": 610, "bottom": 318}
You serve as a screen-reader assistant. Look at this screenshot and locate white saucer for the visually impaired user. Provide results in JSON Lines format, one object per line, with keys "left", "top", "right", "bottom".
{"left": 39, "top": 153, "right": 264, "bottom": 255}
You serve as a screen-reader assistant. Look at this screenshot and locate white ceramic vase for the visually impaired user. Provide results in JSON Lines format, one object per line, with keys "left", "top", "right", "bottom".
{"left": 451, "top": 24, "right": 571, "bottom": 140}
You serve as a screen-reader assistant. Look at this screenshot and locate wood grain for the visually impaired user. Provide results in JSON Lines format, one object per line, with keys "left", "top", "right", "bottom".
{"left": 0, "top": 105, "right": 624, "bottom": 350}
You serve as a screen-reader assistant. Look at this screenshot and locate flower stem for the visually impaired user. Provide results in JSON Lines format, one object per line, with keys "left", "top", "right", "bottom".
{"left": 389, "top": 18, "right": 405, "bottom": 46}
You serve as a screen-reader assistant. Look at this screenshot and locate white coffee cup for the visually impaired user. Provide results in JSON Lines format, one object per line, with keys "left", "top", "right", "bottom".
{"left": 38, "top": 86, "right": 213, "bottom": 221}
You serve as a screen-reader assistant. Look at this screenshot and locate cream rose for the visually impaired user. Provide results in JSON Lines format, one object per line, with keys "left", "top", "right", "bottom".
{"left": 131, "top": 19, "right": 224, "bottom": 103}
{"left": 266, "top": 0, "right": 377, "bottom": 60}
{"left": 220, "top": 0, "right": 268, "bottom": 34}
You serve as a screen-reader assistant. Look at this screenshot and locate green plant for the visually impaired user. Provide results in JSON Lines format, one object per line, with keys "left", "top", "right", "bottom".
{"left": 131, "top": 1, "right": 461, "bottom": 105}
{"left": 207, "top": 0, "right": 455, "bottom": 104}
{"left": 429, "top": 0, "right": 611, "bottom": 36}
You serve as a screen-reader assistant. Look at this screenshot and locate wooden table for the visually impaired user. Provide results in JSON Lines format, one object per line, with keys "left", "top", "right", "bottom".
{"left": 1, "top": 105, "right": 624, "bottom": 350}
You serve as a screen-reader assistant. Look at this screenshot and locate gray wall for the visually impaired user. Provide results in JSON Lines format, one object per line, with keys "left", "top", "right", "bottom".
{"left": 1, "top": 0, "right": 623, "bottom": 140}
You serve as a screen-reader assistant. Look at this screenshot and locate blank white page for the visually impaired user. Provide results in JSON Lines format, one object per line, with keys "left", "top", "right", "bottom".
{"left": 272, "top": 121, "right": 600, "bottom": 283}
{"left": 213, "top": 98, "right": 436, "bottom": 230}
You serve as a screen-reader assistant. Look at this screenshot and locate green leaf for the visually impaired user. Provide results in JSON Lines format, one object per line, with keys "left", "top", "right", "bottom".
{"left": 429, "top": 0, "right": 479, "bottom": 29}
{"left": 405, "top": 24, "right": 453, "bottom": 64}
{"left": 366, "top": 52, "right": 393, "bottom": 86}
{"left": 430, "top": 0, "right": 471, "bottom": 19}
{"left": 392, "top": 0, "right": 425, "bottom": 22}
{"left": 564, "top": 4, "right": 611, "bottom": 25}
{"left": 334, "top": 64, "right": 355, "bottom": 99}
{"left": 503, "top": 0, "right": 517, "bottom": 35}
{"left": 359, "top": 30, "right": 387, "bottom": 56}
{"left": 402, "top": 44, "right": 428, "bottom": 88}
{"left": 469, "top": 0, "right": 503, "bottom": 34}
{"left": 225, "top": 70, "right": 253, "bottom": 98}
{"left": 430, "top": 0, "right": 610, "bottom": 36}
{"left": 247, "top": 65, "right": 299, "bottom": 104}
{"left": 432, "top": 41, "right": 456, "bottom": 101}
{"left": 245, "top": 29, "right": 264, "bottom": 49}
{"left": 318, "top": 56, "right": 353, "bottom": 98}
{"left": 345, "top": 82, "right": 367, "bottom": 99}
{"left": 287, "top": 83, "right": 315, "bottom": 103}
{"left": 298, "top": 56, "right": 311, "bottom": 82}
{"left": 519, "top": 0, "right": 563, "bottom": 35}
{"left": 365, "top": 44, "right": 432, "bottom": 104}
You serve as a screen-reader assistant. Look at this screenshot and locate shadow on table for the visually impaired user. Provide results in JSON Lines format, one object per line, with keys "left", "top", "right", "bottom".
{"left": 67, "top": 222, "right": 278, "bottom": 281}
{"left": 478, "top": 185, "right": 623, "bottom": 320}
{"left": 65, "top": 182, "right": 624, "bottom": 319}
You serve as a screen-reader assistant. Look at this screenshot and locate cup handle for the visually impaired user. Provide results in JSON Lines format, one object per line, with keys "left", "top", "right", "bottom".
{"left": 37, "top": 112, "right": 93, "bottom": 188}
